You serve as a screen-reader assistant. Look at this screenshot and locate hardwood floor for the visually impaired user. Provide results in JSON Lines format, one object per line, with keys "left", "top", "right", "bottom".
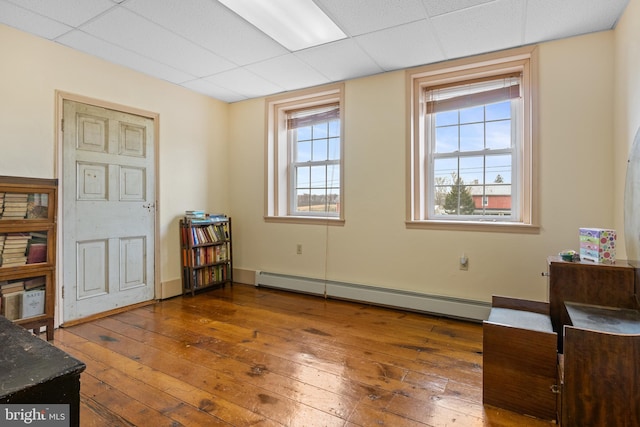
{"left": 52, "top": 284, "right": 555, "bottom": 427}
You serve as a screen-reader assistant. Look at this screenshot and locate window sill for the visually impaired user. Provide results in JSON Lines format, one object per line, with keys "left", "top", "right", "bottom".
{"left": 406, "top": 220, "right": 540, "bottom": 234}
{"left": 265, "top": 216, "right": 345, "bottom": 226}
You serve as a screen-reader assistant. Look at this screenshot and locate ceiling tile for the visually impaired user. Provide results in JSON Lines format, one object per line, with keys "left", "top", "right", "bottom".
{"left": 79, "top": 7, "right": 235, "bottom": 77}
{"left": 295, "top": 39, "right": 384, "bottom": 82}
{"left": 203, "top": 67, "right": 284, "bottom": 99}
{"left": 181, "top": 79, "right": 247, "bottom": 103}
{"left": 524, "top": 0, "right": 630, "bottom": 44}
{"left": 316, "top": 0, "right": 427, "bottom": 36}
{"left": 5, "top": 0, "right": 115, "bottom": 27}
{"left": 422, "top": 0, "right": 495, "bottom": 17}
{"left": 123, "top": 0, "right": 288, "bottom": 66}
{"left": 0, "top": 1, "right": 72, "bottom": 39}
{"left": 0, "top": 0, "right": 630, "bottom": 102}
{"left": 431, "top": 0, "right": 526, "bottom": 59}
{"left": 245, "top": 54, "right": 331, "bottom": 91}
{"left": 57, "top": 30, "right": 196, "bottom": 84}
{"left": 355, "top": 20, "right": 445, "bottom": 71}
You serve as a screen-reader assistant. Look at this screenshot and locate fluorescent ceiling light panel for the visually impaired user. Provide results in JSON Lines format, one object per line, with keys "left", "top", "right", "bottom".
{"left": 219, "top": 0, "right": 346, "bottom": 51}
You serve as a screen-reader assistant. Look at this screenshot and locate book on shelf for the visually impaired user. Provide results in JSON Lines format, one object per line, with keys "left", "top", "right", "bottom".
{"left": 0, "top": 233, "right": 31, "bottom": 267}
{"left": 185, "top": 210, "right": 206, "bottom": 219}
{"left": 22, "top": 288, "right": 45, "bottom": 318}
{"left": 2, "top": 291, "right": 23, "bottom": 320}
{"left": 1, "top": 280, "right": 25, "bottom": 294}
{"left": 26, "top": 242, "right": 47, "bottom": 264}
{"left": 1, "top": 193, "right": 28, "bottom": 219}
{"left": 26, "top": 193, "right": 49, "bottom": 219}
{"left": 1, "top": 256, "right": 28, "bottom": 267}
{"left": 24, "top": 276, "right": 46, "bottom": 290}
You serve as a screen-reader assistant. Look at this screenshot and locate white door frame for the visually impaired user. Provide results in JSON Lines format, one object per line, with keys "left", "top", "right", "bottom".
{"left": 54, "top": 90, "right": 160, "bottom": 326}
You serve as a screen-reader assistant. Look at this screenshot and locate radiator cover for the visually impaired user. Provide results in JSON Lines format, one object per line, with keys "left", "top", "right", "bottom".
{"left": 254, "top": 271, "right": 490, "bottom": 321}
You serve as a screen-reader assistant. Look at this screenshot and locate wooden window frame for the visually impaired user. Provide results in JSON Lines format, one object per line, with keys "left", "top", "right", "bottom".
{"left": 406, "top": 46, "right": 539, "bottom": 234}
{"left": 264, "top": 83, "right": 345, "bottom": 225}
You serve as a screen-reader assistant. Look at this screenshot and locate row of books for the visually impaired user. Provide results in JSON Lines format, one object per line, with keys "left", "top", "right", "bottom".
{"left": 0, "top": 192, "right": 49, "bottom": 220}
{"left": 0, "top": 232, "right": 47, "bottom": 267}
{"left": 184, "top": 244, "right": 228, "bottom": 267}
{"left": 190, "top": 264, "right": 228, "bottom": 289}
{"left": 186, "top": 222, "right": 230, "bottom": 246}
{"left": 0, "top": 192, "right": 28, "bottom": 219}
{"left": 0, "top": 276, "right": 46, "bottom": 320}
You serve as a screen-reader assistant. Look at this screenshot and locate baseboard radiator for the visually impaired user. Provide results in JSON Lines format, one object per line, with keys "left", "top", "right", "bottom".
{"left": 254, "top": 271, "right": 491, "bottom": 321}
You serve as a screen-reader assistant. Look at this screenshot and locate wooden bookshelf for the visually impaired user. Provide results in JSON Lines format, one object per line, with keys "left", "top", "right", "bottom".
{"left": 179, "top": 216, "right": 232, "bottom": 296}
{"left": 0, "top": 176, "right": 57, "bottom": 340}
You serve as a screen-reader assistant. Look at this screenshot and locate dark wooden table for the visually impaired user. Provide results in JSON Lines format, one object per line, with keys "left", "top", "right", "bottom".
{"left": 0, "top": 316, "right": 85, "bottom": 426}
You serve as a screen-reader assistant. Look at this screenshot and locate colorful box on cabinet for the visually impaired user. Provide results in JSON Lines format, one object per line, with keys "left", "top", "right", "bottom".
{"left": 579, "top": 228, "right": 616, "bottom": 264}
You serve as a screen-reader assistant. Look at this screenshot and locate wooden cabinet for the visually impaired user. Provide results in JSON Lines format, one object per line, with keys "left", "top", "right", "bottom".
{"left": 547, "top": 255, "right": 636, "bottom": 351}
{"left": 484, "top": 257, "right": 640, "bottom": 424}
{"left": 561, "top": 302, "right": 640, "bottom": 426}
{"left": 179, "top": 216, "right": 232, "bottom": 295}
{"left": 0, "top": 176, "right": 57, "bottom": 340}
{"left": 483, "top": 296, "right": 558, "bottom": 421}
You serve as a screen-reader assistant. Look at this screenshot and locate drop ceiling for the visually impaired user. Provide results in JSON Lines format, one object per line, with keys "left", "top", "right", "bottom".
{"left": 0, "top": 0, "right": 629, "bottom": 103}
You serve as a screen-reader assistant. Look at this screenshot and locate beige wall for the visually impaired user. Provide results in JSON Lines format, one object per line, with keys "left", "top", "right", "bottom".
{"left": 614, "top": 0, "right": 640, "bottom": 259}
{"left": 229, "top": 31, "right": 617, "bottom": 303}
{"left": 0, "top": 24, "right": 230, "bottom": 298}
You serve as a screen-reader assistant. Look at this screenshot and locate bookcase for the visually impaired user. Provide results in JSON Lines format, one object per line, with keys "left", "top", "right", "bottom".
{"left": 0, "top": 176, "right": 57, "bottom": 340}
{"left": 179, "top": 216, "right": 232, "bottom": 295}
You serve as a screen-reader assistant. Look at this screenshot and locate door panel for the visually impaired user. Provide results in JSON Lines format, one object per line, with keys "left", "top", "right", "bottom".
{"left": 77, "top": 240, "right": 108, "bottom": 299}
{"left": 63, "top": 100, "right": 155, "bottom": 322}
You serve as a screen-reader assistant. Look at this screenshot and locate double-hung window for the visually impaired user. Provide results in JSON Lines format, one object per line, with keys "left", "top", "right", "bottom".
{"left": 408, "top": 48, "right": 537, "bottom": 232}
{"left": 266, "top": 84, "right": 344, "bottom": 223}
{"left": 288, "top": 105, "right": 341, "bottom": 215}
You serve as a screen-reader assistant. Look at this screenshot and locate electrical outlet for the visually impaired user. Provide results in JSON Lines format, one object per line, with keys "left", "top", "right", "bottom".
{"left": 459, "top": 255, "right": 469, "bottom": 271}
{"left": 296, "top": 244, "right": 302, "bottom": 255}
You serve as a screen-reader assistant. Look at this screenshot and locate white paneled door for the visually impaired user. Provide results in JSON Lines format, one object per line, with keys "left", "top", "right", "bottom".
{"left": 62, "top": 100, "right": 155, "bottom": 323}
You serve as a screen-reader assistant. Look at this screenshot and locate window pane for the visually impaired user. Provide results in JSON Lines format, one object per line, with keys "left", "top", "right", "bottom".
{"left": 435, "top": 126, "right": 458, "bottom": 153}
{"left": 459, "top": 156, "right": 484, "bottom": 185}
{"left": 483, "top": 184, "right": 511, "bottom": 216}
{"left": 485, "top": 154, "right": 512, "bottom": 184}
{"left": 459, "top": 123, "right": 484, "bottom": 151}
{"left": 297, "top": 126, "right": 312, "bottom": 141}
{"left": 296, "top": 189, "right": 311, "bottom": 212}
{"left": 310, "top": 165, "right": 326, "bottom": 188}
{"left": 313, "top": 122, "right": 328, "bottom": 139}
{"left": 327, "top": 188, "right": 340, "bottom": 213}
{"left": 296, "top": 165, "right": 311, "bottom": 188}
{"left": 296, "top": 140, "right": 311, "bottom": 162}
{"left": 313, "top": 139, "right": 328, "bottom": 161}
{"left": 327, "top": 164, "right": 340, "bottom": 187}
{"left": 460, "top": 105, "right": 484, "bottom": 124}
{"left": 486, "top": 101, "right": 510, "bottom": 121}
{"left": 434, "top": 157, "right": 458, "bottom": 183}
{"left": 328, "top": 120, "right": 339, "bottom": 137}
{"left": 436, "top": 110, "right": 458, "bottom": 127}
{"left": 310, "top": 188, "right": 327, "bottom": 212}
{"left": 328, "top": 137, "right": 340, "bottom": 160}
{"left": 486, "top": 120, "right": 511, "bottom": 150}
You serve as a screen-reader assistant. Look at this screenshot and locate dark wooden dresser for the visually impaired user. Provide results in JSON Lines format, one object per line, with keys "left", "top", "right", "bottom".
{"left": 484, "top": 257, "right": 640, "bottom": 426}
{"left": 0, "top": 315, "right": 85, "bottom": 426}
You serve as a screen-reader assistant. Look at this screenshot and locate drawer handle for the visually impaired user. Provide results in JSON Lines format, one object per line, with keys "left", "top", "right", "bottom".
{"left": 550, "top": 384, "right": 561, "bottom": 394}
